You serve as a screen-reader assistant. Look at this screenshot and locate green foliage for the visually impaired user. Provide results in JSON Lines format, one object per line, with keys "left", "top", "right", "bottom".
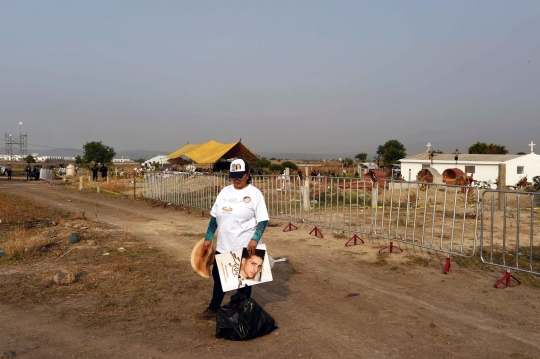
{"left": 433, "top": 150, "right": 443, "bottom": 154}
{"left": 533, "top": 176, "right": 540, "bottom": 191}
{"left": 134, "top": 158, "right": 146, "bottom": 163}
{"left": 25, "top": 155, "right": 36, "bottom": 163}
{"left": 355, "top": 153, "right": 367, "bottom": 162}
{"left": 81, "top": 141, "right": 116, "bottom": 165}
{"left": 254, "top": 159, "right": 271, "bottom": 168}
{"left": 376, "top": 140, "right": 407, "bottom": 166}
{"left": 268, "top": 163, "right": 285, "bottom": 172}
{"left": 75, "top": 155, "right": 84, "bottom": 165}
{"left": 468, "top": 141, "right": 508, "bottom": 154}
{"left": 517, "top": 152, "right": 526, "bottom": 155}
{"left": 343, "top": 158, "right": 354, "bottom": 167}
{"left": 281, "top": 161, "right": 298, "bottom": 170}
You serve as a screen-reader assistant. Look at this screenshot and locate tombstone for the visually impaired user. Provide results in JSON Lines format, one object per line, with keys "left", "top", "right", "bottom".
{"left": 66, "top": 164, "right": 76, "bottom": 177}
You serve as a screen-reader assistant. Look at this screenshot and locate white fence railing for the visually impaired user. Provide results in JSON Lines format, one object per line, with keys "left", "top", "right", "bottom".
{"left": 143, "top": 173, "right": 540, "bottom": 278}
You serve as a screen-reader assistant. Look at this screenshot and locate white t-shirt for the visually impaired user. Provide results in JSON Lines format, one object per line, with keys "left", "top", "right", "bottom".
{"left": 210, "top": 184, "right": 269, "bottom": 253}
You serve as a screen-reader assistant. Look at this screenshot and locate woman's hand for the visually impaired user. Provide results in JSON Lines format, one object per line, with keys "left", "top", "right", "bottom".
{"left": 202, "top": 240, "right": 212, "bottom": 254}
{"left": 247, "top": 240, "right": 258, "bottom": 255}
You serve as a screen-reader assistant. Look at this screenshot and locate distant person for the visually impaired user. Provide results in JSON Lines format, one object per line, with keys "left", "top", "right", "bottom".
{"left": 6, "top": 165, "right": 12, "bottom": 180}
{"left": 75, "top": 166, "right": 78, "bottom": 175}
{"left": 33, "top": 165, "right": 40, "bottom": 181}
{"left": 100, "top": 164, "right": 108, "bottom": 179}
{"left": 297, "top": 169, "right": 302, "bottom": 181}
{"left": 25, "top": 164, "right": 31, "bottom": 180}
{"left": 92, "top": 164, "right": 99, "bottom": 181}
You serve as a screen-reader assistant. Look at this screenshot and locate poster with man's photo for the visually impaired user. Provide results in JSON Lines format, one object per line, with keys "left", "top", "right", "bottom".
{"left": 215, "top": 244, "right": 273, "bottom": 292}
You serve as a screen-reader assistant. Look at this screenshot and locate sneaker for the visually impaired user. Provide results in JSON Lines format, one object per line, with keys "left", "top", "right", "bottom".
{"left": 196, "top": 307, "right": 216, "bottom": 320}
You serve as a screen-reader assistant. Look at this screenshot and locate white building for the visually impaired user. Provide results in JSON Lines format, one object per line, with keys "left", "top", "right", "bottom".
{"left": 143, "top": 155, "right": 173, "bottom": 170}
{"left": 113, "top": 157, "right": 134, "bottom": 163}
{"left": 399, "top": 141, "right": 540, "bottom": 186}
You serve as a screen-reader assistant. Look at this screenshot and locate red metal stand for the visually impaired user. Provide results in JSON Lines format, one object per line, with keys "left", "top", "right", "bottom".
{"left": 175, "top": 205, "right": 178, "bottom": 211}
{"left": 309, "top": 226, "right": 324, "bottom": 238}
{"left": 494, "top": 270, "right": 521, "bottom": 288}
{"left": 378, "top": 241, "right": 402, "bottom": 253}
{"left": 186, "top": 207, "right": 190, "bottom": 214}
{"left": 162, "top": 202, "right": 166, "bottom": 208}
{"left": 202, "top": 211, "right": 205, "bottom": 217}
{"left": 443, "top": 256, "right": 451, "bottom": 274}
{"left": 345, "top": 234, "right": 364, "bottom": 247}
{"left": 283, "top": 222, "right": 298, "bottom": 232}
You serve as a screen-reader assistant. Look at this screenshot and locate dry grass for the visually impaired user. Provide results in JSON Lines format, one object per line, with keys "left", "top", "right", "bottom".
{"left": 0, "top": 192, "right": 195, "bottom": 332}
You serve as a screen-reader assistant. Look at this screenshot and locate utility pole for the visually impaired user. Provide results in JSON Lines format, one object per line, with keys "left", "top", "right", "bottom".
{"left": 5, "top": 122, "right": 27, "bottom": 164}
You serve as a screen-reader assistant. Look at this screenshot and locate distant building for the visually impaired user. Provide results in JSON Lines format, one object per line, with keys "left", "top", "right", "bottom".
{"left": 113, "top": 156, "right": 135, "bottom": 163}
{"left": 36, "top": 155, "right": 76, "bottom": 162}
{"left": 143, "top": 155, "right": 172, "bottom": 170}
{"left": 399, "top": 141, "right": 540, "bottom": 186}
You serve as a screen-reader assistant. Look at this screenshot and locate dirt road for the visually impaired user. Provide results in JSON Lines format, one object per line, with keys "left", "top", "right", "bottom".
{"left": 1, "top": 177, "right": 540, "bottom": 359}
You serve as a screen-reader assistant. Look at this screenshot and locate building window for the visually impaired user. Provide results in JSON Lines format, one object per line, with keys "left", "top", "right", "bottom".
{"left": 517, "top": 166, "right": 524, "bottom": 175}
{"left": 465, "top": 166, "right": 475, "bottom": 174}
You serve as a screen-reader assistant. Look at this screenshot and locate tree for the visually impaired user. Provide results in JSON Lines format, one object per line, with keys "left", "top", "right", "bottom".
{"left": 268, "top": 163, "right": 285, "bottom": 172}
{"left": 355, "top": 153, "right": 367, "bottom": 162}
{"left": 281, "top": 161, "right": 298, "bottom": 171}
{"left": 343, "top": 158, "right": 354, "bottom": 167}
{"left": 468, "top": 142, "right": 508, "bottom": 154}
{"left": 376, "top": 140, "right": 407, "bottom": 167}
{"left": 25, "top": 155, "right": 36, "bottom": 163}
{"left": 81, "top": 141, "right": 116, "bottom": 165}
{"left": 254, "top": 158, "right": 271, "bottom": 169}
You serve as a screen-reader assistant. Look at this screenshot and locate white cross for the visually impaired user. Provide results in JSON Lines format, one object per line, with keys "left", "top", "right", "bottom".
{"left": 426, "top": 142, "right": 431, "bottom": 153}
{"left": 529, "top": 141, "right": 536, "bottom": 154}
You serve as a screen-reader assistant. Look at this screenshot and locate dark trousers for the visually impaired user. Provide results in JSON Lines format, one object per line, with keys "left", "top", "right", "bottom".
{"left": 209, "top": 251, "right": 251, "bottom": 312}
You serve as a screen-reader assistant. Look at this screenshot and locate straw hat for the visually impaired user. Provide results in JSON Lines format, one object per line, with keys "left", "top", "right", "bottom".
{"left": 191, "top": 238, "right": 215, "bottom": 278}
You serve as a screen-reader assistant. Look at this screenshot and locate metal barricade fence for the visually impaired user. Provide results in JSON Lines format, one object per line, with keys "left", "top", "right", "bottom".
{"left": 142, "top": 173, "right": 374, "bottom": 234}
{"left": 373, "top": 179, "right": 479, "bottom": 257}
{"left": 251, "top": 174, "right": 303, "bottom": 222}
{"left": 252, "top": 175, "right": 373, "bottom": 235}
{"left": 480, "top": 189, "right": 540, "bottom": 275}
{"left": 302, "top": 176, "right": 373, "bottom": 235}
{"left": 141, "top": 173, "right": 540, "bottom": 279}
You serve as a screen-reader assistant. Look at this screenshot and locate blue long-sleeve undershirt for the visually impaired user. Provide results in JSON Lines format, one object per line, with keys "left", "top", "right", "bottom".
{"left": 204, "top": 216, "right": 218, "bottom": 241}
{"left": 252, "top": 220, "right": 268, "bottom": 242}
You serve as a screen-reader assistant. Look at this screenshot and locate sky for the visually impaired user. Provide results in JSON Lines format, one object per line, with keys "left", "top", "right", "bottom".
{"left": 1, "top": 1, "right": 539, "bottom": 159}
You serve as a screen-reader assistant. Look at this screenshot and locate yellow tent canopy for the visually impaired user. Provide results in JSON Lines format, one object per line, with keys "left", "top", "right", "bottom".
{"left": 166, "top": 140, "right": 258, "bottom": 164}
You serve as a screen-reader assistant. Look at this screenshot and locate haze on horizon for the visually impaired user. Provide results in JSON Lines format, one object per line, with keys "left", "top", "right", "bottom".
{"left": 1, "top": 1, "right": 539, "bottom": 159}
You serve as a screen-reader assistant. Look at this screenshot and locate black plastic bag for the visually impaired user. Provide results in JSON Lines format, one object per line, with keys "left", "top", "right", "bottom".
{"left": 216, "top": 292, "right": 278, "bottom": 340}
